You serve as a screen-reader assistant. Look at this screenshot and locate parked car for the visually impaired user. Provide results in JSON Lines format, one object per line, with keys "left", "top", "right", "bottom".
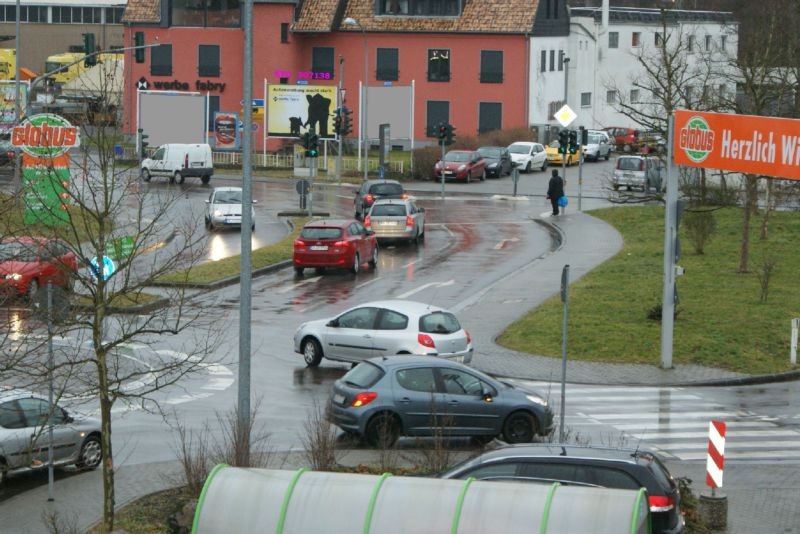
{"left": 506, "top": 142, "right": 547, "bottom": 173}
{"left": 584, "top": 130, "right": 612, "bottom": 161}
{"left": 292, "top": 219, "right": 378, "bottom": 275}
{"left": 204, "top": 186, "right": 256, "bottom": 231}
{"left": 477, "top": 146, "right": 512, "bottom": 177}
{"left": 604, "top": 127, "right": 640, "bottom": 153}
{"left": 433, "top": 150, "right": 486, "bottom": 182}
{"left": 639, "top": 130, "right": 667, "bottom": 155}
{"left": 140, "top": 143, "right": 213, "bottom": 185}
{"left": 0, "top": 137, "right": 15, "bottom": 170}
{"left": 294, "top": 300, "right": 473, "bottom": 367}
{"left": 0, "top": 389, "right": 102, "bottom": 485}
{"left": 441, "top": 444, "right": 685, "bottom": 533}
{"left": 327, "top": 356, "right": 553, "bottom": 447}
{"left": 612, "top": 155, "right": 665, "bottom": 192}
{"left": 364, "top": 198, "right": 425, "bottom": 244}
{"left": 545, "top": 140, "right": 582, "bottom": 166}
{"left": 0, "top": 237, "right": 77, "bottom": 300}
{"left": 353, "top": 179, "right": 407, "bottom": 220}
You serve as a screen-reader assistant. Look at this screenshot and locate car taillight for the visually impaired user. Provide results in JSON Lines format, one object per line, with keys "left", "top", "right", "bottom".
{"left": 364, "top": 215, "right": 371, "bottom": 228}
{"left": 351, "top": 392, "right": 377, "bottom": 407}
{"left": 648, "top": 495, "right": 675, "bottom": 513}
{"left": 333, "top": 240, "right": 348, "bottom": 247}
{"left": 405, "top": 215, "right": 413, "bottom": 227}
{"left": 465, "top": 330, "right": 471, "bottom": 344}
{"left": 418, "top": 333, "right": 435, "bottom": 349}
{"left": 402, "top": 193, "right": 409, "bottom": 199}
{"left": 365, "top": 194, "right": 374, "bottom": 204}
{"left": 293, "top": 239, "right": 304, "bottom": 247}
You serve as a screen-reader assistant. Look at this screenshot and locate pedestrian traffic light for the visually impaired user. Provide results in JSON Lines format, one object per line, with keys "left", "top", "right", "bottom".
{"left": 444, "top": 123, "right": 456, "bottom": 146}
{"left": 333, "top": 108, "right": 343, "bottom": 136}
{"left": 341, "top": 107, "right": 353, "bottom": 136}
{"left": 568, "top": 130, "right": 578, "bottom": 154}
{"left": 83, "top": 33, "right": 97, "bottom": 66}
{"left": 134, "top": 32, "right": 145, "bottom": 63}
{"left": 137, "top": 128, "right": 149, "bottom": 159}
{"left": 558, "top": 130, "right": 569, "bottom": 154}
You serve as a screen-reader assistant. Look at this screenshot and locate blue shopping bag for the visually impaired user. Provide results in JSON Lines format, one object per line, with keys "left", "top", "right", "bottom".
{"left": 558, "top": 195, "right": 568, "bottom": 207}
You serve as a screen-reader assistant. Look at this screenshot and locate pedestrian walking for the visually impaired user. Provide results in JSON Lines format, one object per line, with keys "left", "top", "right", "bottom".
{"left": 547, "top": 169, "right": 565, "bottom": 216}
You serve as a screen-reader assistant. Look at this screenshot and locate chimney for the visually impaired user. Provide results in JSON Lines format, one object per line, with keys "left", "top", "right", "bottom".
{"left": 602, "top": 0, "right": 609, "bottom": 30}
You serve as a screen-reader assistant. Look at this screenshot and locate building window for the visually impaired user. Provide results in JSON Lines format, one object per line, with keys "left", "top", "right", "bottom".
{"left": 632, "top": 32, "right": 641, "bottom": 47}
{"left": 655, "top": 32, "right": 664, "bottom": 47}
{"left": 480, "top": 50, "right": 503, "bottom": 83}
{"left": 312, "top": 47, "right": 335, "bottom": 80}
{"left": 478, "top": 102, "right": 501, "bottom": 134}
{"left": 105, "top": 7, "right": 125, "bottom": 23}
{"left": 606, "top": 90, "right": 617, "bottom": 104}
{"left": 608, "top": 31, "right": 619, "bottom": 49}
{"left": 428, "top": 49, "right": 450, "bottom": 82}
{"left": 281, "top": 23, "right": 289, "bottom": 43}
{"left": 705, "top": 35, "right": 712, "bottom": 50}
{"left": 377, "top": 48, "right": 399, "bottom": 81}
{"left": 549, "top": 50, "right": 555, "bottom": 72}
{"left": 171, "top": 0, "right": 241, "bottom": 28}
{"left": 720, "top": 35, "right": 727, "bottom": 50}
{"left": 50, "top": 6, "right": 100, "bottom": 23}
{"left": 151, "top": 44, "right": 173, "bottom": 76}
{"left": 581, "top": 92, "right": 591, "bottom": 107}
{"left": 553, "top": 0, "right": 558, "bottom": 19}
{"left": 630, "top": 89, "right": 640, "bottom": 103}
{"left": 208, "top": 95, "right": 220, "bottom": 131}
{"left": 426, "top": 100, "right": 449, "bottom": 137}
{"left": 198, "top": 44, "right": 220, "bottom": 77}
{"left": 558, "top": 50, "right": 564, "bottom": 71}
{"left": 378, "top": 0, "right": 462, "bottom": 16}
{"left": 687, "top": 35, "right": 695, "bottom": 52}
{"left": 540, "top": 50, "right": 546, "bottom": 72}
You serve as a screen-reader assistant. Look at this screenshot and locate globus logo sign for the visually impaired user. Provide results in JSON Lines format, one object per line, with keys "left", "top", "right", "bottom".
{"left": 678, "top": 115, "right": 715, "bottom": 163}
{"left": 11, "top": 113, "right": 80, "bottom": 158}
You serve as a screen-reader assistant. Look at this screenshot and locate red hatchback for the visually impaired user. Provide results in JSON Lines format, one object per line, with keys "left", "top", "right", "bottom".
{"left": 293, "top": 219, "right": 378, "bottom": 275}
{"left": 433, "top": 150, "right": 487, "bottom": 182}
{"left": 0, "top": 237, "right": 77, "bottom": 300}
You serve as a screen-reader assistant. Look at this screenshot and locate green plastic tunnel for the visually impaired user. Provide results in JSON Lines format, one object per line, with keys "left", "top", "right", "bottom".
{"left": 191, "top": 466, "right": 649, "bottom": 534}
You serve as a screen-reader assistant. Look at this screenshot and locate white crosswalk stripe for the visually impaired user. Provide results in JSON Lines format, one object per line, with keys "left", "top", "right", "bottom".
{"left": 509, "top": 379, "right": 800, "bottom": 462}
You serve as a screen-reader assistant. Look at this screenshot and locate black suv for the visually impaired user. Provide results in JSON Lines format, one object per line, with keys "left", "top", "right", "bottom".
{"left": 441, "top": 444, "right": 684, "bottom": 533}
{"left": 354, "top": 179, "right": 406, "bottom": 219}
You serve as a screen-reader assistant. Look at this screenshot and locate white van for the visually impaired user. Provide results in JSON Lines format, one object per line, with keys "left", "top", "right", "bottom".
{"left": 141, "top": 143, "right": 213, "bottom": 185}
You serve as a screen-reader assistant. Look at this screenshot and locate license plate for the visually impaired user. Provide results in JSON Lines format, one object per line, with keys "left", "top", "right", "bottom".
{"left": 224, "top": 218, "right": 238, "bottom": 224}
{"left": 444, "top": 171, "right": 454, "bottom": 175}
{"left": 379, "top": 221, "right": 399, "bottom": 226}
{"left": 624, "top": 173, "right": 634, "bottom": 179}
{"left": 191, "top": 162, "right": 203, "bottom": 167}
{"left": 333, "top": 393, "right": 345, "bottom": 405}
{"left": 310, "top": 245, "right": 328, "bottom": 251}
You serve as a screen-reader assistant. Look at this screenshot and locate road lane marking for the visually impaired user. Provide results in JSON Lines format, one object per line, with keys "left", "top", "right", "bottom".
{"left": 395, "top": 279, "right": 455, "bottom": 299}
{"left": 277, "top": 276, "right": 321, "bottom": 294}
{"left": 356, "top": 277, "right": 382, "bottom": 289}
{"left": 494, "top": 237, "right": 520, "bottom": 250}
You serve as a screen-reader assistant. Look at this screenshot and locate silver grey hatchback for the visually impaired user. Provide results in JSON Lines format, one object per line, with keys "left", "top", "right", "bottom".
{"left": 328, "top": 356, "right": 554, "bottom": 447}
{"left": 0, "top": 389, "right": 102, "bottom": 485}
{"left": 364, "top": 198, "right": 425, "bottom": 244}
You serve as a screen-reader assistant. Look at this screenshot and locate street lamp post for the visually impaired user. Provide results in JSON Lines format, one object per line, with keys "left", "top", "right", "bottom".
{"left": 344, "top": 17, "right": 368, "bottom": 182}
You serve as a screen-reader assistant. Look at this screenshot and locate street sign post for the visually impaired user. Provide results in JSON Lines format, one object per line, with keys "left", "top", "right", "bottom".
{"left": 90, "top": 256, "right": 116, "bottom": 281}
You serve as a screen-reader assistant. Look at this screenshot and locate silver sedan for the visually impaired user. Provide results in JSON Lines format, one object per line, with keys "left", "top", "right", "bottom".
{"left": 293, "top": 300, "right": 473, "bottom": 367}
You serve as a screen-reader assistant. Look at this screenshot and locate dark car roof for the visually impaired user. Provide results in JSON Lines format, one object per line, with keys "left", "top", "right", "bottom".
{"left": 457, "top": 444, "right": 660, "bottom": 465}
{"left": 302, "top": 219, "right": 357, "bottom": 229}
{"left": 363, "top": 179, "right": 402, "bottom": 187}
{"left": 365, "top": 354, "right": 470, "bottom": 371}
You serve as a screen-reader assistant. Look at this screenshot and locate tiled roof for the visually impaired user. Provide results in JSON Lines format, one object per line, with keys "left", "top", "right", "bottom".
{"left": 293, "top": 0, "right": 540, "bottom": 34}
{"left": 570, "top": 6, "right": 735, "bottom": 24}
{"left": 122, "top": 0, "right": 160, "bottom": 23}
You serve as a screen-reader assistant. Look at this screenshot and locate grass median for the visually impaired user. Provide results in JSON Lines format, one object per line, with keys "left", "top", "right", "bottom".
{"left": 156, "top": 218, "right": 308, "bottom": 285}
{"left": 498, "top": 206, "right": 800, "bottom": 375}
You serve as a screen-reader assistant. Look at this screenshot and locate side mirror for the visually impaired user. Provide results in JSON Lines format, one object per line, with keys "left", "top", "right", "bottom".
{"left": 205, "top": 199, "right": 210, "bottom": 204}
{"left": 62, "top": 408, "right": 74, "bottom": 423}
{"left": 482, "top": 391, "right": 494, "bottom": 403}
{"left": 252, "top": 199, "right": 258, "bottom": 204}
{"left": 326, "top": 319, "right": 339, "bottom": 327}
{"left": 366, "top": 229, "right": 375, "bottom": 236}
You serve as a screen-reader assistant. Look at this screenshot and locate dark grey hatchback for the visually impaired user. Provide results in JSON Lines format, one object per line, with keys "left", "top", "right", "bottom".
{"left": 441, "top": 444, "right": 685, "bottom": 534}
{"left": 328, "top": 356, "right": 553, "bottom": 448}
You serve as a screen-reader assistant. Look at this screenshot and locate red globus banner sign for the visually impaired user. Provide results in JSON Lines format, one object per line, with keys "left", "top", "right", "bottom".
{"left": 11, "top": 113, "right": 80, "bottom": 158}
{"left": 673, "top": 109, "right": 800, "bottom": 181}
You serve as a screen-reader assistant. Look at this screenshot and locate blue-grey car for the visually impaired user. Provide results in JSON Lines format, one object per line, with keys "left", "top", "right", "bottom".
{"left": 328, "top": 356, "right": 553, "bottom": 447}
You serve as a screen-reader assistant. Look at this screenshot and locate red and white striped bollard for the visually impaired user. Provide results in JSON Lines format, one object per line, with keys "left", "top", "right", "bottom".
{"left": 706, "top": 419, "right": 726, "bottom": 496}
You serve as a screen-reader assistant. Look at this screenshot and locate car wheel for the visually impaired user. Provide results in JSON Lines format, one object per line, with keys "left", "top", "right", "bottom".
{"left": 524, "top": 161, "right": 532, "bottom": 173}
{"left": 294, "top": 266, "right": 304, "bottom": 276}
{"left": 27, "top": 279, "right": 39, "bottom": 302}
{"left": 366, "top": 412, "right": 400, "bottom": 448}
{"left": 201, "top": 175, "right": 211, "bottom": 185}
{"left": 605, "top": 152, "right": 610, "bottom": 161}
{"left": 612, "top": 184, "right": 620, "bottom": 191}
{"left": 0, "top": 461, "right": 8, "bottom": 486}
{"left": 75, "top": 435, "right": 102, "bottom": 470}
{"left": 502, "top": 411, "right": 538, "bottom": 444}
{"left": 141, "top": 168, "right": 151, "bottom": 182}
{"left": 480, "top": 169, "right": 486, "bottom": 181}
{"left": 205, "top": 217, "right": 212, "bottom": 231}
{"left": 540, "top": 159, "right": 547, "bottom": 172}
{"left": 175, "top": 171, "right": 185, "bottom": 184}
{"left": 368, "top": 246, "right": 378, "bottom": 268}
{"left": 351, "top": 252, "right": 360, "bottom": 274}
{"left": 302, "top": 337, "right": 323, "bottom": 367}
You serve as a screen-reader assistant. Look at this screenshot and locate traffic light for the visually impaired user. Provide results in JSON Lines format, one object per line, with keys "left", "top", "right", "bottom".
{"left": 341, "top": 107, "right": 353, "bottom": 136}
{"left": 134, "top": 32, "right": 145, "bottom": 63}
{"left": 333, "top": 108, "right": 342, "bottom": 136}
{"left": 83, "top": 33, "right": 97, "bottom": 66}
{"left": 579, "top": 125, "right": 588, "bottom": 145}
{"left": 558, "top": 130, "right": 569, "bottom": 154}
{"left": 568, "top": 130, "right": 578, "bottom": 154}
{"left": 137, "top": 128, "right": 149, "bottom": 159}
{"left": 437, "top": 122, "right": 448, "bottom": 141}
{"left": 304, "top": 128, "right": 319, "bottom": 157}
{"left": 444, "top": 123, "right": 456, "bottom": 146}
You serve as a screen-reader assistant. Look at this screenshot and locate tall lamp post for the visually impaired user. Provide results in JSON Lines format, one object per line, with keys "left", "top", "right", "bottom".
{"left": 343, "top": 17, "right": 368, "bottom": 182}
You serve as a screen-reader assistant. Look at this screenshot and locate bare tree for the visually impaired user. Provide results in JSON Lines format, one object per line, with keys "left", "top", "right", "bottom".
{"left": 2, "top": 59, "right": 222, "bottom": 533}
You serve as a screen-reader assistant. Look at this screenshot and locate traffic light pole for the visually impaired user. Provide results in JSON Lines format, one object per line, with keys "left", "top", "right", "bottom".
{"left": 578, "top": 127, "right": 585, "bottom": 212}
{"left": 336, "top": 56, "right": 344, "bottom": 186}
{"left": 440, "top": 138, "right": 446, "bottom": 201}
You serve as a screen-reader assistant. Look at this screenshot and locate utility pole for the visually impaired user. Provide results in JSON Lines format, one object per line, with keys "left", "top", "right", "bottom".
{"left": 12, "top": 0, "right": 21, "bottom": 194}
{"left": 336, "top": 55, "right": 344, "bottom": 185}
{"left": 660, "top": 115, "right": 678, "bottom": 369}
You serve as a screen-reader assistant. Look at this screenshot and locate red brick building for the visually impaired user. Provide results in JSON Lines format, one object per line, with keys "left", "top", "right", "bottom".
{"left": 122, "top": 0, "right": 539, "bottom": 150}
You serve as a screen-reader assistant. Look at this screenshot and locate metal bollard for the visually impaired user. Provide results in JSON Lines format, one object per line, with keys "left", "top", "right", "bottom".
{"left": 512, "top": 166, "right": 519, "bottom": 197}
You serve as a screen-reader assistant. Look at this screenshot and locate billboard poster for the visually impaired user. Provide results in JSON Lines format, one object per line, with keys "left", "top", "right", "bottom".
{"left": 267, "top": 85, "right": 336, "bottom": 139}
{"left": 214, "top": 112, "right": 240, "bottom": 150}
{"left": 0, "top": 81, "right": 29, "bottom": 133}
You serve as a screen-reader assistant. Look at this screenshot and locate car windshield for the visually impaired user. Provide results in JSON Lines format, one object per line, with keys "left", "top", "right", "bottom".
{"left": 300, "top": 227, "right": 342, "bottom": 240}
{"left": 507, "top": 144, "right": 531, "bottom": 155}
{"left": 369, "top": 183, "right": 404, "bottom": 196}
{"left": 214, "top": 191, "right": 242, "bottom": 204}
{"left": 617, "top": 157, "right": 643, "bottom": 171}
{"left": 341, "top": 362, "right": 385, "bottom": 388}
{"left": 419, "top": 311, "right": 461, "bottom": 334}
{"left": 0, "top": 242, "right": 38, "bottom": 262}
{"left": 478, "top": 148, "right": 502, "bottom": 158}
{"left": 444, "top": 152, "right": 470, "bottom": 163}
{"left": 371, "top": 204, "right": 407, "bottom": 217}
{"left": 588, "top": 134, "right": 603, "bottom": 144}
{"left": 548, "top": 141, "right": 561, "bottom": 149}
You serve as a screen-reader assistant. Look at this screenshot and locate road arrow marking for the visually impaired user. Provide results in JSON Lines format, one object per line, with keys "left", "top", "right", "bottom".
{"left": 494, "top": 237, "right": 520, "bottom": 250}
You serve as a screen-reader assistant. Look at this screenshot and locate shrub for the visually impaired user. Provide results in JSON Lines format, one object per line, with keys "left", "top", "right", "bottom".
{"left": 683, "top": 210, "right": 717, "bottom": 255}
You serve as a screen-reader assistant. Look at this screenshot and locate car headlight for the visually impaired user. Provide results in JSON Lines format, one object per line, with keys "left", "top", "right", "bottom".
{"left": 5, "top": 273, "right": 22, "bottom": 281}
{"left": 458, "top": 165, "right": 467, "bottom": 171}
{"left": 488, "top": 163, "right": 498, "bottom": 168}
{"left": 526, "top": 394, "right": 548, "bottom": 406}
{"left": 213, "top": 209, "right": 223, "bottom": 217}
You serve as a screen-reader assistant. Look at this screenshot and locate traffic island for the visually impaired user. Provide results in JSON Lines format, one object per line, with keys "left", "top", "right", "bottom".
{"left": 699, "top": 492, "right": 727, "bottom": 530}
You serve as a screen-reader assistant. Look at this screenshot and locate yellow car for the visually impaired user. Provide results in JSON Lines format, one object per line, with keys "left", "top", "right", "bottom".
{"left": 545, "top": 141, "right": 583, "bottom": 166}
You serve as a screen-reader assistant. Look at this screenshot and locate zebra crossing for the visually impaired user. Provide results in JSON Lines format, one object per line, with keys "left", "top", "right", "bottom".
{"left": 510, "top": 380, "right": 800, "bottom": 462}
